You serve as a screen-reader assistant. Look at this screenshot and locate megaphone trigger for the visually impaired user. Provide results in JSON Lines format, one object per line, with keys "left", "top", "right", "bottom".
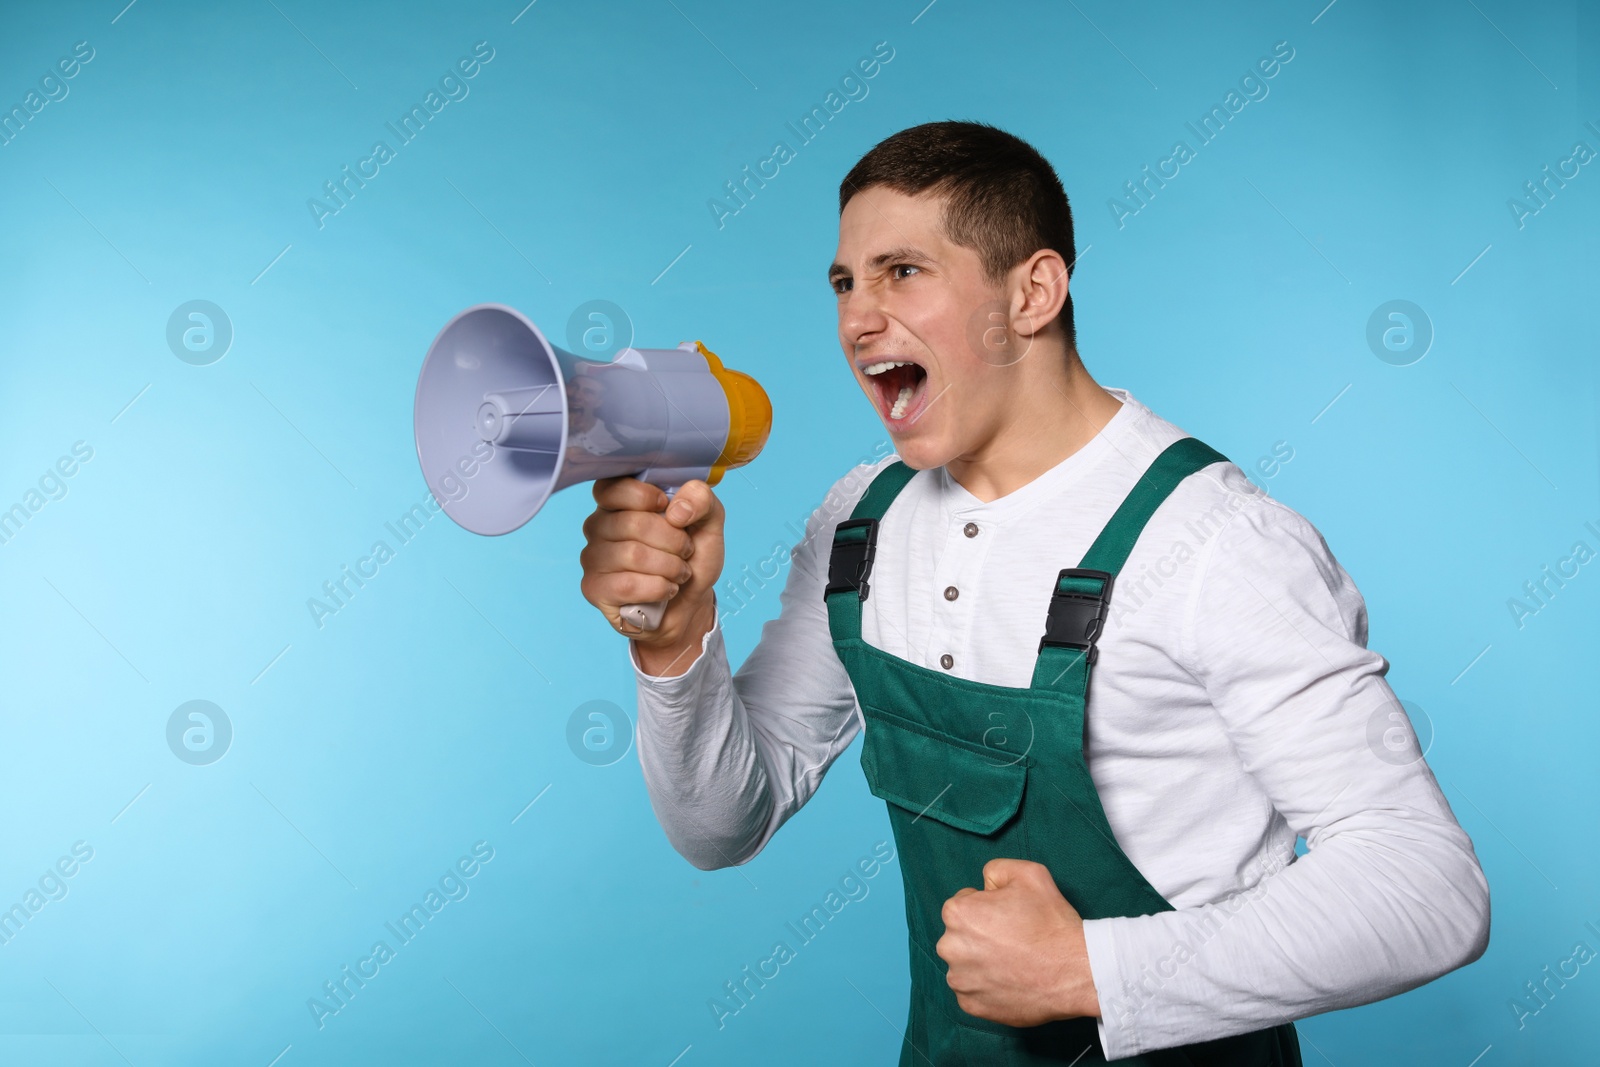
{"left": 414, "top": 304, "right": 772, "bottom": 633}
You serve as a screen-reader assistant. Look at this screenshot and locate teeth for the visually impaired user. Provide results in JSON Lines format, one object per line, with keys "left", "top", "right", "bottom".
{"left": 863, "top": 360, "right": 915, "bottom": 376}
{"left": 889, "top": 384, "right": 914, "bottom": 420}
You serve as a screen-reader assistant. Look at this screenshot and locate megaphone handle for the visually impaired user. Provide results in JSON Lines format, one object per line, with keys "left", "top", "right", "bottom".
{"left": 619, "top": 484, "right": 679, "bottom": 631}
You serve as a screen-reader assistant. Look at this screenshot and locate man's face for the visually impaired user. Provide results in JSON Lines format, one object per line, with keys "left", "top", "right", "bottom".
{"left": 567, "top": 376, "right": 603, "bottom": 416}
{"left": 830, "top": 186, "right": 1016, "bottom": 470}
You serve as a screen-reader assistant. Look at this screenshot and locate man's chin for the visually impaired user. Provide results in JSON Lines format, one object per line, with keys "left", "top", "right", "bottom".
{"left": 885, "top": 434, "right": 947, "bottom": 472}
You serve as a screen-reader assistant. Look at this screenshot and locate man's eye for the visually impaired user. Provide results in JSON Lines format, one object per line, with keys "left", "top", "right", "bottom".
{"left": 832, "top": 278, "right": 852, "bottom": 294}
{"left": 892, "top": 264, "right": 919, "bottom": 280}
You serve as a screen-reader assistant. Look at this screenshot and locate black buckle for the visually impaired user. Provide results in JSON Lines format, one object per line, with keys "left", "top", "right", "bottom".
{"left": 1038, "top": 568, "right": 1114, "bottom": 663}
{"left": 826, "top": 518, "right": 879, "bottom": 601}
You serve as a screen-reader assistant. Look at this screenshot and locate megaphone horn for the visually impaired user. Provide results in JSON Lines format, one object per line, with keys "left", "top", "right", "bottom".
{"left": 413, "top": 303, "right": 772, "bottom": 630}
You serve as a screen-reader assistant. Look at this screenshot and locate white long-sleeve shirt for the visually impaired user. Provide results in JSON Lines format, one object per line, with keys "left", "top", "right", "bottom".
{"left": 629, "top": 387, "right": 1490, "bottom": 1058}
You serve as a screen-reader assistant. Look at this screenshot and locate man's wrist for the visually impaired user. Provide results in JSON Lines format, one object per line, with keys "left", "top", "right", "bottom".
{"left": 631, "top": 595, "right": 716, "bottom": 677}
{"left": 1052, "top": 919, "right": 1101, "bottom": 1021}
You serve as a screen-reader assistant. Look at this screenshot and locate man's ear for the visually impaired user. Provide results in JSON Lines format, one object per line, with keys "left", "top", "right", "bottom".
{"left": 1011, "top": 249, "right": 1070, "bottom": 340}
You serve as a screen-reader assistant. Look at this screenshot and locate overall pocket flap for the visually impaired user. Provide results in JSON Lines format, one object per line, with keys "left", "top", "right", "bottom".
{"left": 859, "top": 709, "right": 1028, "bottom": 835}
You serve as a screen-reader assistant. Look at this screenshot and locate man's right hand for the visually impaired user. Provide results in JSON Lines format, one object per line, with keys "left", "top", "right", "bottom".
{"left": 579, "top": 476, "right": 724, "bottom": 677}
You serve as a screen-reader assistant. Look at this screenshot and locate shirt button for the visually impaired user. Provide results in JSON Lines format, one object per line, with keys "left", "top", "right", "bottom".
{"left": 963, "top": 522, "right": 979, "bottom": 538}
{"left": 943, "top": 585, "right": 959, "bottom": 601}
{"left": 940, "top": 653, "right": 954, "bottom": 670}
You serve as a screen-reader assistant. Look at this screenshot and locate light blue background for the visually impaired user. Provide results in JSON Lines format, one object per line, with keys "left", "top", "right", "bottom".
{"left": 1, "top": 0, "right": 1595, "bottom": 1063}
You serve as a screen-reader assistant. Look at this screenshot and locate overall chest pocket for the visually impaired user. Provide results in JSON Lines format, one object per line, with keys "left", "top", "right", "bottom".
{"left": 859, "top": 706, "right": 1031, "bottom": 834}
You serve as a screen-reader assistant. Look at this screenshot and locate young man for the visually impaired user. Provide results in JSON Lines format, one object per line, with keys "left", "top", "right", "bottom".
{"left": 578, "top": 122, "right": 1490, "bottom": 1063}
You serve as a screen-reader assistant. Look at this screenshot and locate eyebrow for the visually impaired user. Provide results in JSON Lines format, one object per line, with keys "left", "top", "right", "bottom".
{"left": 827, "top": 245, "right": 934, "bottom": 283}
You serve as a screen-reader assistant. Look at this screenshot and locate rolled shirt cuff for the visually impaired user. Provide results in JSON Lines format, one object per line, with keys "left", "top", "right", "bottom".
{"left": 1081, "top": 916, "right": 1137, "bottom": 1060}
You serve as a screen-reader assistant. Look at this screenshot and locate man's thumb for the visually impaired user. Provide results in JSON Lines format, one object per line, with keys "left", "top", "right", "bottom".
{"left": 982, "top": 858, "right": 1024, "bottom": 891}
{"left": 665, "top": 480, "right": 714, "bottom": 528}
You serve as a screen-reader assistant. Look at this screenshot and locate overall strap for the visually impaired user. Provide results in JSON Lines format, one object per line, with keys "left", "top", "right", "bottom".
{"left": 824, "top": 461, "right": 918, "bottom": 642}
{"left": 1080, "top": 437, "right": 1228, "bottom": 574}
{"left": 1032, "top": 437, "right": 1228, "bottom": 692}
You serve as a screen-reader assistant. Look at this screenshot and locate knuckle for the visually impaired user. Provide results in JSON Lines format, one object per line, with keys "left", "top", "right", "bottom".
{"left": 590, "top": 511, "right": 620, "bottom": 543}
{"left": 621, "top": 540, "right": 648, "bottom": 569}
{"left": 622, "top": 510, "right": 657, "bottom": 543}
{"left": 635, "top": 542, "right": 666, "bottom": 574}
{"left": 641, "top": 511, "right": 672, "bottom": 545}
{"left": 585, "top": 544, "right": 615, "bottom": 575}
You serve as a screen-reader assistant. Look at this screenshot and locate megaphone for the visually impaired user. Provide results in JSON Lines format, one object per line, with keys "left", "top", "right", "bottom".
{"left": 413, "top": 303, "right": 771, "bottom": 630}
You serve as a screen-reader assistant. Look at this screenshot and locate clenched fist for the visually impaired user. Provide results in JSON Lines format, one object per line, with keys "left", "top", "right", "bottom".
{"left": 936, "top": 858, "right": 1100, "bottom": 1027}
{"left": 579, "top": 476, "right": 725, "bottom": 676}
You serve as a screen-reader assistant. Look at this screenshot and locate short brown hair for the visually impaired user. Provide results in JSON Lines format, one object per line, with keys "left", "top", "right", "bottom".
{"left": 839, "top": 121, "right": 1078, "bottom": 350}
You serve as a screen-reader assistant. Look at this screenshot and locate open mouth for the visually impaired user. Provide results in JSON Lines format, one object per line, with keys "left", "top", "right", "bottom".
{"left": 861, "top": 359, "right": 930, "bottom": 425}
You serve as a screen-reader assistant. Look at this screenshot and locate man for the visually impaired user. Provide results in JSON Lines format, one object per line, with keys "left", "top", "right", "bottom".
{"left": 578, "top": 121, "right": 1489, "bottom": 1063}
{"left": 560, "top": 369, "right": 650, "bottom": 483}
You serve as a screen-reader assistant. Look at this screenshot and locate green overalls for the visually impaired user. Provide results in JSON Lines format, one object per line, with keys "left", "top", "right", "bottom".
{"left": 825, "top": 438, "right": 1303, "bottom": 1066}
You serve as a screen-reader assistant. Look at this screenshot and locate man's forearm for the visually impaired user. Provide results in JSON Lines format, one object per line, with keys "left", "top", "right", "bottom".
{"left": 1083, "top": 817, "right": 1489, "bottom": 1057}
{"left": 632, "top": 611, "right": 782, "bottom": 870}
{"left": 631, "top": 481, "right": 872, "bottom": 872}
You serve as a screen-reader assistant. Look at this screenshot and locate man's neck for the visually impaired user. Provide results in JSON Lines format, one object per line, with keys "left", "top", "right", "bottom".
{"left": 944, "top": 357, "right": 1123, "bottom": 503}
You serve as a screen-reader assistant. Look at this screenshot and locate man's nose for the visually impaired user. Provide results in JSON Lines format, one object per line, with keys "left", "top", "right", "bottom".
{"left": 839, "top": 282, "right": 890, "bottom": 349}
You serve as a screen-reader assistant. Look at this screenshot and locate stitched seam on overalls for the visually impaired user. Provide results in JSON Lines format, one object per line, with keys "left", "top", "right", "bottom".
{"left": 859, "top": 702, "right": 1041, "bottom": 766}
{"left": 841, "top": 638, "right": 1075, "bottom": 700}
